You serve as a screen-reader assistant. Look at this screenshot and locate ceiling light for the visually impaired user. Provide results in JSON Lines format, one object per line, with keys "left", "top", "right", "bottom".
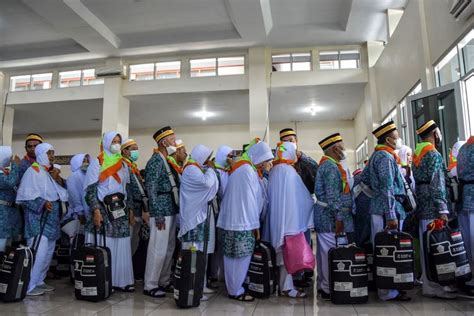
{"left": 195, "top": 110, "right": 214, "bottom": 121}
{"left": 304, "top": 105, "right": 320, "bottom": 116}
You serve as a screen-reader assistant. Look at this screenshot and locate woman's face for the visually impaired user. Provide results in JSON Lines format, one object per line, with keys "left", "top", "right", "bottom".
{"left": 112, "top": 135, "right": 121, "bottom": 145}
{"left": 407, "top": 151, "right": 413, "bottom": 164}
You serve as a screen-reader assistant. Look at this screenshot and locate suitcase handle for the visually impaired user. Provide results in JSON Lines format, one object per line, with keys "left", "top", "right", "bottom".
{"left": 32, "top": 206, "right": 51, "bottom": 254}
{"left": 93, "top": 223, "right": 107, "bottom": 248}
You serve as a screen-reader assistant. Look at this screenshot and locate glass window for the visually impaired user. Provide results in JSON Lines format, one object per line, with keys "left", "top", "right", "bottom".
{"left": 292, "top": 53, "right": 311, "bottom": 71}
{"left": 319, "top": 51, "right": 339, "bottom": 69}
{"left": 435, "top": 47, "right": 460, "bottom": 86}
{"left": 459, "top": 29, "right": 474, "bottom": 75}
{"left": 465, "top": 75, "right": 474, "bottom": 136}
{"left": 155, "top": 61, "right": 181, "bottom": 79}
{"left": 320, "top": 50, "right": 360, "bottom": 70}
{"left": 10, "top": 75, "right": 31, "bottom": 92}
{"left": 129, "top": 63, "right": 155, "bottom": 81}
{"left": 82, "top": 69, "right": 104, "bottom": 85}
{"left": 190, "top": 58, "right": 217, "bottom": 77}
{"left": 272, "top": 54, "right": 292, "bottom": 72}
{"left": 355, "top": 138, "right": 369, "bottom": 169}
{"left": 31, "top": 73, "right": 52, "bottom": 90}
{"left": 218, "top": 57, "right": 245, "bottom": 76}
{"left": 381, "top": 107, "right": 397, "bottom": 125}
{"left": 59, "top": 70, "right": 81, "bottom": 88}
{"left": 340, "top": 50, "right": 360, "bottom": 69}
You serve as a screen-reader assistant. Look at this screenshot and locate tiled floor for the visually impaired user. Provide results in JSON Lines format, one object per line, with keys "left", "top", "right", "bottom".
{"left": 3, "top": 279, "right": 474, "bottom": 316}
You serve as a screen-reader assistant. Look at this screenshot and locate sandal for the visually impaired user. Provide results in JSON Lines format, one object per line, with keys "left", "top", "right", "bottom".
{"left": 143, "top": 287, "right": 166, "bottom": 298}
{"left": 228, "top": 293, "right": 255, "bottom": 302}
{"left": 281, "top": 289, "right": 307, "bottom": 298}
{"left": 115, "top": 285, "right": 135, "bottom": 293}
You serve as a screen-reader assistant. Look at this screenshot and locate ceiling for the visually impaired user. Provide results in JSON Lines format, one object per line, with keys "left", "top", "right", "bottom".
{"left": 0, "top": 0, "right": 407, "bottom": 68}
{"left": 11, "top": 83, "right": 365, "bottom": 135}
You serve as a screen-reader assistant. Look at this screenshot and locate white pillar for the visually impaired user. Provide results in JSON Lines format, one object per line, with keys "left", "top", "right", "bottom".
{"left": 0, "top": 72, "right": 14, "bottom": 146}
{"left": 417, "top": 0, "right": 435, "bottom": 90}
{"left": 101, "top": 58, "right": 130, "bottom": 139}
{"left": 248, "top": 47, "right": 270, "bottom": 143}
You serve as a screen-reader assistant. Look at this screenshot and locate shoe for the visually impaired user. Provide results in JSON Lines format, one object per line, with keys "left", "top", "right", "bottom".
{"left": 27, "top": 287, "right": 45, "bottom": 296}
{"left": 143, "top": 288, "right": 166, "bottom": 298}
{"left": 203, "top": 286, "right": 216, "bottom": 294}
{"left": 37, "top": 283, "right": 55, "bottom": 292}
{"left": 387, "top": 293, "right": 411, "bottom": 301}
{"left": 443, "top": 285, "right": 457, "bottom": 293}
{"left": 318, "top": 290, "right": 331, "bottom": 301}
{"left": 201, "top": 295, "right": 209, "bottom": 302}
{"left": 423, "top": 292, "right": 456, "bottom": 300}
{"left": 414, "top": 278, "right": 423, "bottom": 286}
{"left": 159, "top": 284, "right": 174, "bottom": 294}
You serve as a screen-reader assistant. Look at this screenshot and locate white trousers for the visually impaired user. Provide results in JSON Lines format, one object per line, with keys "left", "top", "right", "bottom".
{"left": 223, "top": 255, "right": 251, "bottom": 296}
{"left": 459, "top": 212, "right": 474, "bottom": 285}
{"left": 144, "top": 215, "right": 177, "bottom": 291}
{"left": 276, "top": 249, "right": 294, "bottom": 292}
{"left": 85, "top": 233, "right": 134, "bottom": 288}
{"left": 130, "top": 217, "right": 143, "bottom": 256}
{"left": 371, "top": 214, "right": 399, "bottom": 300}
{"left": 316, "top": 233, "right": 336, "bottom": 294}
{"left": 27, "top": 236, "right": 56, "bottom": 292}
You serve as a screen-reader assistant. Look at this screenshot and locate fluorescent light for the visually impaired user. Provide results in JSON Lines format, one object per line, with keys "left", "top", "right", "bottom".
{"left": 304, "top": 105, "right": 321, "bottom": 116}
{"left": 195, "top": 109, "right": 214, "bottom": 120}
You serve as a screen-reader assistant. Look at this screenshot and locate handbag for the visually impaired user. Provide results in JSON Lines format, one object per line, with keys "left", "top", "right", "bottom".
{"left": 102, "top": 193, "right": 126, "bottom": 222}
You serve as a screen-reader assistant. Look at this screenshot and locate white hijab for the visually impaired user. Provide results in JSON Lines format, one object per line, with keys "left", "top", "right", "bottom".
{"left": 398, "top": 145, "right": 412, "bottom": 166}
{"left": 217, "top": 141, "right": 273, "bottom": 231}
{"left": 16, "top": 143, "right": 68, "bottom": 202}
{"left": 179, "top": 145, "right": 218, "bottom": 237}
{"left": 0, "top": 146, "right": 12, "bottom": 169}
{"left": 215, "top": 145, "right": 233, "bottom": 197}
{"left": 266, "top": 142, "right": 314, "bottom": 248}
{"left": 67, "top": 153, "right": 89, "bottom": 213}
{"left": 450, "top": 141, "right": 466, "bottom": 177}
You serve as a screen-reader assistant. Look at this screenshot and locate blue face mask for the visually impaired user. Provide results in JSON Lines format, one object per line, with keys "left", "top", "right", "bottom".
{"left": 130, "top": 150, "right": 139, "bottom": 162}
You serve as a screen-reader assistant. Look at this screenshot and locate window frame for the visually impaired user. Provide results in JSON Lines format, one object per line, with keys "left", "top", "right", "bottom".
{"left": 319, "top": 49, "right": 360, "bottom": 70}
{"left": 271, "top": 52, "right": 312, "bottom": 72}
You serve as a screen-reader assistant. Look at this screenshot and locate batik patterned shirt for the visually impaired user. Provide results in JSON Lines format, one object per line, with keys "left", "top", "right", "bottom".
{"left": 21, "top": 198, "right": 61, "bottom": 240}
{"left": 0, "top": 164, "right": 21, "bottom": 239}
{"left": 457, "top": 138, "right": 474, "bottom": 214}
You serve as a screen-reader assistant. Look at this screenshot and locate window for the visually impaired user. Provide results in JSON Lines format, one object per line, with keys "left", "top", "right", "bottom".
{"left": 319, "top": 50, "right": 360, "bottom": 70}
{"left": 190, "top": 58, "right": 217, "bottom": 77}
{"left": 59, "top": 69, "right": 103, "bottom": 88}
{"left": 217, "top": 57, "right": 245, "bottom": 76}
{"left": 10, "top": 75, "right": 31, "bottom": 92}
{"left": 155, "top": 61, "right": 181, "bottom": 79}
{"left": 355, "top": 138, "right": 369, "bottom": 169}
{"left": 272, "top": 53, "right": 311, "bottom": 72}
{"left": 381, "top": 107, "right": 397, "bottom": 125}
{"left": 399, "top": 82, "right": 422, "bottom": 142}
{"left": 435, "top": 28, "right": 474, "bottom": 86}
{"left": 82, "top": 69, "right": 104, "bottom": 86}
{"left": 129, "top": 63, "right": 155, "bottom": 81}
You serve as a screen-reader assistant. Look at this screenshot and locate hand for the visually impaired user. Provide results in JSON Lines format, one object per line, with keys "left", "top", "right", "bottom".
{"left": 45, "top": 201, "right": 53, "bottom": 212}
{"left": 253, "top": 229, "right": 260, "bottom": 241}
{"left": 206, "top": 160, "right": 215, "bottom": 169}
{"left": 156, "top": 216, "right": 166, "bottom": 230}
{"left": 12, "top": 155, "right": 21, "bottom": 166}
{"left": 387, "top": 219, "right": 398, "bottom": 230}
{"left": 93, "top": 209, "right": 103, "bottom": 228}
{"left": 296, "top": 150, "right": 302, "bottom": 159}
{"left": 49, "top": 168, "right": 61, "bottom": 179}
{"left": 142, "top": 212, "right": 150, "bottom": 225}
{"left": 129, "top": 210, "right": 136, "bottom": 226}
{"left": 335, "top": 220, "right": 344, "bottom": 235}
{"left": 439, "top": 214, "right": 449, "bottom": 222}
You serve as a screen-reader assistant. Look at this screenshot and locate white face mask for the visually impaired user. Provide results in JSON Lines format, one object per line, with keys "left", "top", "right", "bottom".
{"left": 166, "top": 146, "right": 177, "bottom": 156}
{"left": 395, "top": 138, "right": 403, "bottom": 150}
{"left": 110, "top": 143, "right": 121, "bottom": 154}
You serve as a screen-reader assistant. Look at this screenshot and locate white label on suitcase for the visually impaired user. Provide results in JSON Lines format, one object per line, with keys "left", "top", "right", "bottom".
{"left": 394, "top": 273, "right": 414, "bottom": 283}
{"left": 75, "top": 280, "right": 83, "bottom": 290}
{"left": 334, "top": 282, "right": 352, "bottom": 291}
{"left": 436, "top": 262, "right": 456, "bottom": 275}
{"left": 249, "top": 282, "right": 264, "bottom": 293}
{"left": 376, "top": 267, "right": 396, "bottom": 277}
{"left": 455, "top": 263, "right": 471, "bottom": 276}
{"left": 173, "top": 288, "right": 179, "bottom": 300}
{"left": 81, "top": 286, "right": 98, "bottom": 296}
{"left": 0, "top": 283, "right": 7, "bottom": 293}
{"left": 350, "top": 287, "right": 368, "bottom": 297}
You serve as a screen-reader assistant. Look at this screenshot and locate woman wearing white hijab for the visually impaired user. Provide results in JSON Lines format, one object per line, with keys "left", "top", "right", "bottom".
{"left": 179, "top": 144, "right": 219, "bottom": 298}
{"left": 267, "top": 142, "right": 313, "bottom": 298}
{"left": 448, "top": 141, "right": 466, "bottom": 178}
{"left": 398, "top": 145, "right": 415, "bottom": 192}
{"left": 217, "top": 139, "right": 273, "bottom": 302}
{"left": 84, "top": 131, "right": 134, "bottom": 292}
{"left": 0, "top": 147, "right": 21, "bottom": 252}
{"left": 214, "top": 145, "right": 233, "bottom": 198}
{"left": 16, "top": 143, "right": 68, "bottom": 296}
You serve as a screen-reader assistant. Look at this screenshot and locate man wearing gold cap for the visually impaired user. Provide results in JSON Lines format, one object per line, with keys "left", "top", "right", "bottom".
{"left": 413, "top": 120, "right": 456, "bottom": 299}
{"left": 143, "top": 126, "right": 180, "bottom": 298}
{"left": 314, "top": 133, "right": 353, "bottom": 300}
{"left": 20, "top": 133, "right": 44, "bottom": 179}
{"left": 361, "top": 121, "right": 410, "bottom": 301}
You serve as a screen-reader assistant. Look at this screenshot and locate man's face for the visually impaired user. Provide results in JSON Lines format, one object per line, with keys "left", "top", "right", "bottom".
{"left": 161, "top": 134, "right": 177, "bottom": 147}
{"left": 25, "top": 140, "right": 41, "bottom": 158}
{"left": 282, "top": 135, "right": 297, "bottom": 144}
{"left": 47, "top": 150, "right": 55, "bottom": 164}
{"left": 176, "top": 147, "right": 187, "bottom": 164}
{"left": 122, "top": 144, "right": 138, "bottom": 159}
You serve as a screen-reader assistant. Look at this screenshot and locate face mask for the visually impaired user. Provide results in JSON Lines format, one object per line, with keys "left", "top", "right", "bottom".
{"left": 81, "top": 163, "right": 89, "bottom": 171}
{"left": 110, "top": 143, "right": 121, "bottom": 154}
{"left": 435, "top": 133, "right": 443, "bottom": 149}
{"left": 339, "top": 149, "right": 347, "bottom": 161}
{"left": 395, "top": 138, "right": 403, "bottom": 150}
{"left": 130, "top": 150, "right": 139, "bottom": 162}
{"left": 166, "top": 146, "right": 177, "bottom": 156}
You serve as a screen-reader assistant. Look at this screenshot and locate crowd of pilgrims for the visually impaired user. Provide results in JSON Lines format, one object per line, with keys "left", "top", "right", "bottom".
{"left": 1, "top": 119, "right": 474, "bottom": 302}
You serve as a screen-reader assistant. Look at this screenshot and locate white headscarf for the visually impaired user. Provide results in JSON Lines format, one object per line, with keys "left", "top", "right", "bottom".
{"left": 398, "top": 145, "right": 413, "bottom": 166}
{"left": 70, "top": 153, "right": 86, "bottom": 173}
{"left": 0, "top": 146, "right": 12, "bottom": 169}
{"left": 16, "top": 143, "right": 68, "bottom": 202}
{"left": 265, "top": 142, "right": 313, "bottom": 248}
{"left": 67, "top": 153, "right": 89, "bottom": 216}
{"left": 179, "top": 144, "right": 218, "bottom": 237}
{"left": 215, "top": 145, "right": 233, "bottom": 197}
{"left": 450, "top": 141, "right": 466, "bottom": 177}
{"left": 217, "top": 141, "right": 273, "bottom": 231}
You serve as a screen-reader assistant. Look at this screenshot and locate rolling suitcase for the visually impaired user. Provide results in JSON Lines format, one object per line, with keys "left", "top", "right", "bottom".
{"left": 329, "top": 237, "right": 368, "bottom": 304}
{"left": 70, "top": 229, "right": 85, "bottom": 284}
{"left": 244, "top": 240, "right": 277, "bottom": 298}
{"left": 423, "top": 219, "right": 471, "bottom": 286}
{"left": 73, "top": 226, "right": 112, "bottom": 302}
{"left": 174, "top": 204, "right": 212, "bottom": 308}
{"left": 50, "top": 232, "right": 71, "bottom": 277}
{"left": 374, "top": 230, "right": 414, "bottom": 290}
{"left": 363, "top": 242, "right": 376, "bottom": 291}
{"left": 0, "top": 211, "right": 48, "bottom": 302}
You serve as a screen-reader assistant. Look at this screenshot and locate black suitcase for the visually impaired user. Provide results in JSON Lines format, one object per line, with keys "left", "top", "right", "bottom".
{"left": 70, "top": 231, "right": 85, "bottom": 283}
{"left": 174, "top": 204, "right": 212, "bottom": 308}
{"left": 363, "top": 242, "right": 376, "bottom": 291}
{"left": 132, "top": 224, "right": 149, "bottom": 281}
{"left": 0, "top": 211, "right": 48, "bottom": 302}
{"left": 50, "top": 232, "right": 71, "bottom": 277}
{"left": 73, "top": 226, "right": 112, "bottom": 302}
{"left": 423, "top": 219, "right": 472, "bottom": 286}
{"left": 244, "top": 240, "right": 277, "bottom": 298}
{"left": 374, "top": 230, "right": 414, "bottom": 290}
{"left": 329, "top": 243, "right": 368, "bottom": 304}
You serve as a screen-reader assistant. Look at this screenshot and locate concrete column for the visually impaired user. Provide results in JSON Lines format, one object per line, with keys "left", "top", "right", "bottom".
{"left": 248, "top": 47, "right": 270, "bottom": 143}
{"left": 418, "top": 0, "right": 435, "bottom": 90}
{"left": 101, "top": 58, "right": 130, "bottom": 139}
{"left": 0, "top": 71, "right": 14, "bottom": 146}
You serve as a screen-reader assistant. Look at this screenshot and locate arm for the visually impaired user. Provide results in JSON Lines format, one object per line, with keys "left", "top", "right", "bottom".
{"left": 21, "top": 197, "right": 47, "bottom": 215}
{"left": 323, "top": 165, "right": 345, "bottom": 220}
{"left": 430, "top": 153, "right": 449, "bottom": 215}
{"left": 0, "top": 163, "right": 20, "bottom": 190}
{"left": 67, "top": 176, "right": 85, "bottom": 216}
{"left": 300, "top": 152, "right": 318, "bottom": 171}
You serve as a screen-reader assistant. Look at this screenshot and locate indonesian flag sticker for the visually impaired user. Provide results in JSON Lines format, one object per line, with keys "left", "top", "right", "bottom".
{"left": 355, "top": 253, "right": 366, "bottom": 261}
{"left": 451, "top": 231, "right": 462, "bottom": 241}
{"left": 400, "top": 239, "right": 412, "bottom": 247}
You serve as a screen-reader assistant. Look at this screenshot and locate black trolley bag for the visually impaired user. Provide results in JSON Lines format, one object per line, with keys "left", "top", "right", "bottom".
{"left": 244, "top": 240, "right": 277, "bottom": 298}
{"left": 50, "top": 232, "right": 71, "bottom": 277}
{"left": 329, "top": 238, "right": 369, "bottom": 304}
{"left": 374, "top": 230, "right": 415, "bottom": 290}
{"left": 423, "top": 219, "right": 471, "bottom": 286}
{"left": 174, "top": 203, "right": 212, "bottom": 308}
{"left": 73, "top": 225, "right": 112, "bottom": 302}
{"left": 363, "top": 242, "right": 376, "bottom": 291}
{"left": 69, "top": 228, "right": 85, "bottom": 284}
{"left": 0, "top": 210, "right": 48, "bottom": 302}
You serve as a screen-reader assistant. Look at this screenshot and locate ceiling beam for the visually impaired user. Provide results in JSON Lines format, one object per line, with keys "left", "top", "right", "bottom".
{"left": 339, "top": 0, "right": 354, "bottom": 31}
{"left": 225, "top": 0, "right": 273, "bottom": 40}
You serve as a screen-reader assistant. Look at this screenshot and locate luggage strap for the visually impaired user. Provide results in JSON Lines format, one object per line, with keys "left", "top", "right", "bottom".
{"left": 315, "top": 200, "right": 350, "bottom": 212}
{"left": 131, "top": 172, "right": 149, "bottom": 213}
{"left": 32, "top": 207, "right": 50, "bottom": 257}
{"left": 93, "top": 223, "right": 107, "bottom": 248}
{"left": 203, "top": 201, "right": 214, "bottom": 257}
{"left": 159, "top": 153, "right": 180, "bottom": 207}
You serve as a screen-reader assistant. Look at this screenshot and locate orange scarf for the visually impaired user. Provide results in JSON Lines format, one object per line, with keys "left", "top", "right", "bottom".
{"left": 319, "top": 155, "right": 350, "bottom": 194}
{"left": 167, "top": 156, "right": 183, "bottom": 175}
{"left": 467, "top": 136, "right": 474, "bottom": 145}
{"left": 182, "top": 160, "right": 201, "bottom": 172}
{"left": 413, "top": 142, "right": 436, "bottom": 167}
{"left": 230, "top": 160, "right": 263, "bottom": 178}
{"left": 273, "top": 142, "right": 296, "bottom": 166}
{"left": 98, "top": 150, "right": 122, "bottom": 183}
{"left": 375, "top": 145, "right": 401, "bottom": 165}
{"left": 448, "top": 150, "right": 457, "bottom": 172}
{"left": 123, "top": 157, "right": 141, "bottom": 178}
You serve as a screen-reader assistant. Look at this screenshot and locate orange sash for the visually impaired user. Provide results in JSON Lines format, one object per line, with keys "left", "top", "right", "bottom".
{"left": 319, "top": 156, "right": 350, "bottom": 194}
